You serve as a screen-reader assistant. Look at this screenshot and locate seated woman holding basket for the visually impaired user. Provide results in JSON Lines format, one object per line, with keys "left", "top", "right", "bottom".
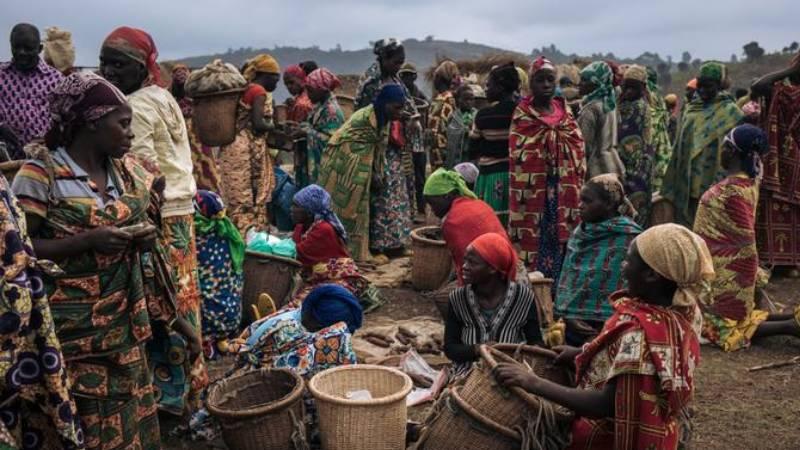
{"left": 495, "top": 224, "right": 708, "bottom": 450}
{"left": 287, "top": 184, "right": 382, "bottom": 311}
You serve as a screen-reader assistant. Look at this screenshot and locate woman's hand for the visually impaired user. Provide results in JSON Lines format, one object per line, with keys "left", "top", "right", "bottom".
{"left": 132, "top": 224, "right": 159, "bottom": 251}
{"left": 551, "top": 345, "right": 582, "bottom": 367}
{"left": 493, "top": 362, "right": 540, "bottom": 393}
{"left": 87, "top": 227, "right": 133, "bottom": 254}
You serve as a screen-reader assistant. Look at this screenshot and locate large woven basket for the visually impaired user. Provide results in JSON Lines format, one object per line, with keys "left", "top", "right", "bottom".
{"left": 0, "top": 160, "right": 23, "bottom": 182}
{"left": 206, "top": 368, "right": 306, "bottom": 450}
{"left": 410, "top": 226, "right": 453, "bottom": 291}
{"left": 335, "top": 95, "right": 355, "bottom": 120}
{"left": 650, "top": 194, "right": 674, "bottom": 226}
{"left": 308, "top": 364, "right": 412, "bottom": 450}
{"left": 428, "top": 280, "right": 457, "bottom": 320}
{"left": 242, "top": 250, "right": 302, "bottom": 325}
{"left": 192, "top": 88, "right": 244, "bottom": 146}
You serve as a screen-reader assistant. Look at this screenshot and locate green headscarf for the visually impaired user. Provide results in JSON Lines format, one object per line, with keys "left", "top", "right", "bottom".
{"left": 194, "top": 190, "right": 245, "bottom": 273}
{"left": 423, "top": 168, "right": 477, "bottom": 199}
{"left": 699, "top": 61, "right": 726, "bottom": 83}
{"left": 580, "top": 61, "right": 617, "bottom": 113}
{"left": 646, "top": 66, "right": 659, "bottom": 94}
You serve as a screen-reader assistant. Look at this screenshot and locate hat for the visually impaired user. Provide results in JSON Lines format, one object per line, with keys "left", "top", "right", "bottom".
{"left": 398, "top": 63, "right": 418, "bottom": 75}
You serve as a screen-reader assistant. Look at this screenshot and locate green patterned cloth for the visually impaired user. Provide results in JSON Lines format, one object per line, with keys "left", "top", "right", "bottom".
{"left": 580, "top": 61, "right": 616, "bottom": 113}
{"left": 474, "top": 171, "right": 509, "bottom": 228}
{"left": 647, "top": 87, "right": 673, "bottom": 193}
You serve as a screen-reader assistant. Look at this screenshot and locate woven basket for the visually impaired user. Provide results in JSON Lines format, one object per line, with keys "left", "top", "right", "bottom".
{"left": 335, "top": 95, "right": 356, "bottom": 120}
{"left": 0, "top": 160, "right": 23, "bottom": 182}
{"left": 308, "top": 365, "right": 412, "bottom": 450}
{"left": 417, "top": 387, "right": 520, "bottom": 450}
{"left": 242, "top": 250, "right": 302, "bottom": 325}
{"left": 428, "top": 280, "right": 457, "bottom": 320}
{"left": 192, "top": 88, "right": 244, "bottom": 146}
{"left": 206, "top": 368, "right": 306, "bottom": 450}
{"left": 410, "top": 226, "right": 453, "bottom": 291}
{"left": 650, "top": 194, "right": 674, "bottom": 226}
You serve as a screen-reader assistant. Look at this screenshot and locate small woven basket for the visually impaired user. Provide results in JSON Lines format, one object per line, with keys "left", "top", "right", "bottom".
{"left": 192, "top": 88, "right": 244, "bottom": 146}
{"left": 410, "top": 226, "right": 453, "bottom": 291}
{"left": 308, "top": 364, "right": 412, "bottom": 450}
{"left": 206, "top": 368, "right": 306, "bottom": 450}
{"left": 242, "top": 250, "right": 302, "bottom": 325}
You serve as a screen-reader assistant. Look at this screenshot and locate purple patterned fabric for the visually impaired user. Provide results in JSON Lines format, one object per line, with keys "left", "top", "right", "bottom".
{"left": 0, "top": 58, "right": 64, "bottom": 146}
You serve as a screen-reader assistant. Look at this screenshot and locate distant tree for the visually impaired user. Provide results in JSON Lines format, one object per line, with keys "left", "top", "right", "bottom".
{"left": 743, "top": 41, "right": 765, "bottom": 61}
{"left": 682, "top": 51, "right": 692, "bottom": 64}
{"left": 463, "top": 39, "right": 469, "bottom": 44}
{"left": 425, "top": 35, "right": 434, "bottom": 43}
{"left": 731, "top": 53, "right": 738, "bottom": 63}
{"left": 226, "top": 47, "right": 233, "bottom": 54}
{"left": 691, "top": 59, "right": 702, "bottom": 69}
{"left": 335, "top": 43, "right": 342, "bottom": 52}
{"left": 666, "top": 55, "right": 673, "bottom": 66}
{"left": 791, "top": 41, "right": 799, "bottom": 52}
{"left": 678, "top": 62, "right": 690, "bottom": 72}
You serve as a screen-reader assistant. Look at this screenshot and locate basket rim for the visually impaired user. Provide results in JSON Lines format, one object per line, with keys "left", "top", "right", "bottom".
{"left": 480, "top": 344, "right": 559, "bottom": 369}
{"left": 410, "top": 226, "right": 447, "bottom": 247}
{"left": 449, "top": 387, "right": 521, "bottom": 441}
{"left": 191, "top": 87, "right": 246, "bottom": 99}
{"left": 245, "top": 249, "right": 303, "bottom": 267}
{"left": 334, "top": 94, "right": 355, "bottom": 101}
{"left": 206, "top": 368, "right": 305, "bottom": 419}
{"left": 308, "top": 364, "right": 412, "bottom": 406}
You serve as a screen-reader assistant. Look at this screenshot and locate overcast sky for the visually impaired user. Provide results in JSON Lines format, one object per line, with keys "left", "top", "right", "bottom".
{"left": 2, "top": 0, "right": 798, "bottom": 66}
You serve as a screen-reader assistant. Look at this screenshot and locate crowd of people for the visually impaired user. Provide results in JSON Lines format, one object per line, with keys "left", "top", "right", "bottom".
{"left": 1, "top": 20, "right": 800, "bottom": 450}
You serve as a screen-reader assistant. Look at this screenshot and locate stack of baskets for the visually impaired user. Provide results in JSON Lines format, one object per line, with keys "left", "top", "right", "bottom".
{"left": 206, "top": 368, "right": 306, "bottom": 450}
{"left": 410, "top": 226, "right": 453, "bottom": 291}
{"left": 416, "top": 344, "right": 573, "bottom": 450}
{"left": 192, "top": 88, "right": 244, "bottom": 146}
{"left": 241, "top": 250, "right": 302, "bottom": 324}
{"left": 309, "top": 365, "right": 412, "bottom": 450}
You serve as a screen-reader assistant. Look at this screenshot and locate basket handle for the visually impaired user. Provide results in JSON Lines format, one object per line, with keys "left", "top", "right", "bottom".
{"left": 478, "top": 344, "right": 559, "bottom": 410}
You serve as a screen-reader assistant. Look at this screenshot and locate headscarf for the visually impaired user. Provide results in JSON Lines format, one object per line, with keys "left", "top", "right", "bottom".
{"left": 699, "top": 61, "right": 726, "bottom": 83}
{"left": 372, "top": 83, "right": 406, "bottom": 128}
{"left": 646, "top": 66, "right": 659, "bottom": 93}
{"left": 580, "top": 61, "right": 617, "bottom": 113}
{"left": 373, "top": 38, "right": 402, "bottom": 58}
{"left": 171, "top": 64, "right": 190, "bottom": 87}
{"left": 604, "top": 59, "right": 623, "bottom": 87}
{"left": 635, "top": 224, "right": 715, "bottom": 307}
{"left": 423, "top": 168, "right": 478, "bottom": 199}
{"left": 723, "top": 124, "right": 769, "bottom": 178}
{"left": 293, "top": 184, "right": 348, "bottom": 241}
{"left": 242, "top": 54, "right": 281, "bottom": 81}
{"left": 102, "top": 26, "right": 164, "bottom": 87}
{"left": 515, "top": 66, "right": 529, "bottom": 94}
{"left": 433, "top": 60, "right": 461, "bottom": 89}
{"left": 284, "top": 64, "right": 307, "bottom": 84}
{"left": 306, "top": 68, "right": 341, "bottom": 92}
{"left": 489, "top": 62, "right": 520, "bottom": 94}
{"left": 301, "top": 284, "right": 363, "bottom": 333}
{"left": 586, "top": 174, "right": 637, "bottom": 218}
{"left": 468, "top": 233, "right": 518, "bottom": 282}
{"left": 664, "top": 93, "right": 679, "bottom": 109}
{"left": 454, "top": 162, "right": 480, "bottom": 185}
{"left": 45, "top": 71, "right": 128, "bottom": 150}
{"left": 623, "top": 64, "right": 648, "bottom": 84}
{"left": 193, "top": 190, "right": 246, "bottom": 273}
{"left": 686, "top": 78, "right": 698, "bottom": 89}
{"left": 529, "top": 56, "right": 555, "bottom": 76}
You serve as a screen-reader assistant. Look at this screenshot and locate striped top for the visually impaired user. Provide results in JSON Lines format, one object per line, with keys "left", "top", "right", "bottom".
{"left": 468, "top": 99, "right": 516, "bottom": 173}
{"left": 445, "top": 282, "right": 541, "bottom": 371}
{"left": 12, "top": 147, "right": 121, "bottom": 218}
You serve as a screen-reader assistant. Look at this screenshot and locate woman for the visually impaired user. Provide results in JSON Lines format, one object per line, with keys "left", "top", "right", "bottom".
{"left": 427, "top": 60, "right": 460, "bottom": 169}
{"left": 229, "top": 284, "right": 361, "bottom": 377}
{"left": 495, "top": 224, "right": 709, "bottom": 450}
{"left": 288, "top": 184, "right": 380, "bottom": 311}
{"left": 617, "top": 65, "right": 656, "bottom": 226}
{"left": 219, "top": 53, "right": 280, "bottom": 235}
{"left": 662, "top": 62, "right": 743, "bottom": 227}
{"left": 12, "top": 72, "right": 192, "bottom": 449}
{"left": 283, "top": 63, "right": 314, "bottom": 123}
{"left": 445, "top": 233, "right": 542, "bottom": 373}
{"left": 171, "top": 64, "right": 222, "bottom": 193}
{"left": 469, "top": 63, "right": 520, "bottom": 227}
{"left": 693, "top": 125, "right": 800, "bottom": 351}
{"left": 444, "top": 84, "right": 477, "bottom": 169}
{"left": 556, "top": 174, "right": 642, "bottom": 345}
{"left": 318, "top": 84, "right": 407, "bottom": 263}
{"left": 508, "top": 56, "right": 585, "bottom": 280}
{"left": 297, "top": 68, "right": 345, "bottom": 187}
{"left": 194, "top": 190, "right": 244, "bottom": 355}
{"left": 578, "top": 61, "right": 624, "bottom": 179}
{"left": 645, "top": 67, "right": 673, "bottom": 194}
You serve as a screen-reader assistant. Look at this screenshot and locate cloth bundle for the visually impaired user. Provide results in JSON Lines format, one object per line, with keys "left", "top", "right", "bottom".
{"left": 43, "top": 27, "right": 75, "bottom": 73}
{"left": 185, "top": 59, "right": 247, "bottom": 96}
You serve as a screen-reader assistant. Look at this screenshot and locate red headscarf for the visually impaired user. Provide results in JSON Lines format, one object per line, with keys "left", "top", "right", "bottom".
{"left": 102, "top": 26, "right": 164, "bottom": 87}
{"left": 604, "top": 59, "right": 623, "bottom": 87}
{"left": 469, "top": 233, "right": 518, "bottom": 281}
{"left": 284, "top": 64, "right": 307, "bottom": 84}
{"left": 529, "top": 56, "right": 555, "bottom": 77}
{"left": 306, "top": 68, "right": 341, "bottom": 92}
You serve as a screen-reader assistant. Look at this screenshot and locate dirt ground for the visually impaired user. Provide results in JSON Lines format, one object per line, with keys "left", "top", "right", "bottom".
{"left": 165, "top": 276, "right": 800, "bottom": 450}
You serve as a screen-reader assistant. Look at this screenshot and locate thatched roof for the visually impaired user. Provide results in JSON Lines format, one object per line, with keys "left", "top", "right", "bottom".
{"left": 424, "top": 53, "right": 529, "bottom": 82}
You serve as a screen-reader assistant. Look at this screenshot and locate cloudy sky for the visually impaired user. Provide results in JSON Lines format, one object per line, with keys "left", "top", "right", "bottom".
{"left": 2, "top": 0, "right": 798, "bottom": 65}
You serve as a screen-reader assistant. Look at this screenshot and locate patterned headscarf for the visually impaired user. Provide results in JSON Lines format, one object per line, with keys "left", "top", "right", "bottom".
{"left": 171, "top": 64, "right": 190, "bottom": 87}
{"left": 284, "top": 64, "right": 307, "bottom": 85}
{"left": 489, "top": 62, "right": 520, "bottom": 94}
{"left": 586, "top": 174, "right": 637, "bottom": 218}
{"left": 529, "top": 56, "right": 555, "bottom": 76}
{"left": 373, "top": 83, "right": 406, "bottom": 128}
{"left": 699, "top": 61, "right": 726, "bottom": 83}
{"left": 293, "top": 184, "right": 348, "bottom": 241}
{"left": 469, "top": 233, "right": 518, "bottom": 282}
{"left": 454, "top": 162, "right": 480, "bottom": 185}
{"left": 102, "top": 26, "right": 164, "bottom": 87}
{"left": 306, "top": 68, "right": 341, "bottom": 92}
{"left": 433, "top": 60, "right": 461, "bottom": 89}
{"left": 646, "top": 66, "right": 659, "bottom": 93}
{"left": 623, "top": 65, "right": 648, "bottom": 84}
{"left": 373, "top": 38, "right": 402, "bottom": 57}
{"left": 302, "top": 284, "right": 363, "bottom": 333}
{"left": 242, "top": 54, "right": 281, "bottom": 81}
{"left": 580, "top": 61, "right": 617, "bottom": 112}
{"left": 635, "top": 224, "right": 715, "bottom": 307}
{"left": 45, "top": 71, "right": 127, "bottom": 150}
{"left": 723, "top": 124, "right": 768, "bottom": 178}
{"left": 194, "top": 190, "right": 245, "bottom": 273}
{"left": 423, "top": 168, "right": 478, "bottom": 199}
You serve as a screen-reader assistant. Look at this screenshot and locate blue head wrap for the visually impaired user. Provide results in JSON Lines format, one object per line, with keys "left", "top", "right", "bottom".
{"left": 301, "top": 284, "right": 363, "bottom": 333}
{"left": 724, "top": 124, "right": 768, "bottom": 178}
{"left": 293, "top": 184, "right": 348, "bottom": 241}
{"left": 373, "top": 83, "right": 406, "bottom": 128}
{"left": 194, "top": 190, "right": 225, "bottom": 218}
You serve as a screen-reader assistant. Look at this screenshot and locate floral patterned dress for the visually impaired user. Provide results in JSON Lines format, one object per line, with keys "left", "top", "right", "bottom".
{"left": 618, "top": 97, "right": 656, "bottom": 226}
{"left": 298, "top": 95, "right": 345, "bottom": 188}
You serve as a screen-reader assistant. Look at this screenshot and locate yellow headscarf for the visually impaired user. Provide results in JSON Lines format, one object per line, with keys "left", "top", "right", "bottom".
{"left": 242, "top": 54, "right": 281, "bottom": 81}
{"left": 623, "top": 64, "right": 648, "bottom": 83}
{"left": 635, "top": 224, "right": 715, "bottom": 307}
{"left": 516, "top": 66, "right": 529, "bottom": 95}
{"left": 423, "top": 168, "right": 477, "bottom": 199}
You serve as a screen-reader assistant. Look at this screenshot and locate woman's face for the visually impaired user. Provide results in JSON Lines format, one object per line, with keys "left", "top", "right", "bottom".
{"left": 531, "top": 69, "right": 556, "bottom": 100}
{"left": 579, "top": 184, "right": 613, "bottom": 224}
{"left": 385, "top": 101, "right": 404, "bottom": 121}
{"left": 425, "top": 193, "right": 454, "bottom": 219}
{"left": 485, "top": 76, "right": 502, "bottom": 102}
{"left": 697, "top": 77, "right": 720, "bottom": 104}
{"left": 290, "top": 202, "right": 313, "bottom": 226}
{"left": 381, "top": 48, "right": 406, "bottom": 78}
{"left": 622, "top": 240, "right": 650, "bottom": 297}
{"left": 255, "top": 72, "right": 281, "bottom": 92}
{"left": 456, "top": 88, "right": 475, "bottom": 111}
{"left": 284, "top": 74, "right": 304, "bottom": 96}
{"left": 93, "top": 105, "right": 134, "bottom": 159}
{"left": 621, "top": 79, "right": 645, "bottom": 102}
{"left": 99, "top": 47, "right": 147, "bottom": 95}
{"left": 462, "top": 246, "right": 495, "bottom": 285}
{"left": 306, "top": 85, "right": 328, "bottom": 104}
{"left": 578, "top": 79, "right": 596, "bottom": 97}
